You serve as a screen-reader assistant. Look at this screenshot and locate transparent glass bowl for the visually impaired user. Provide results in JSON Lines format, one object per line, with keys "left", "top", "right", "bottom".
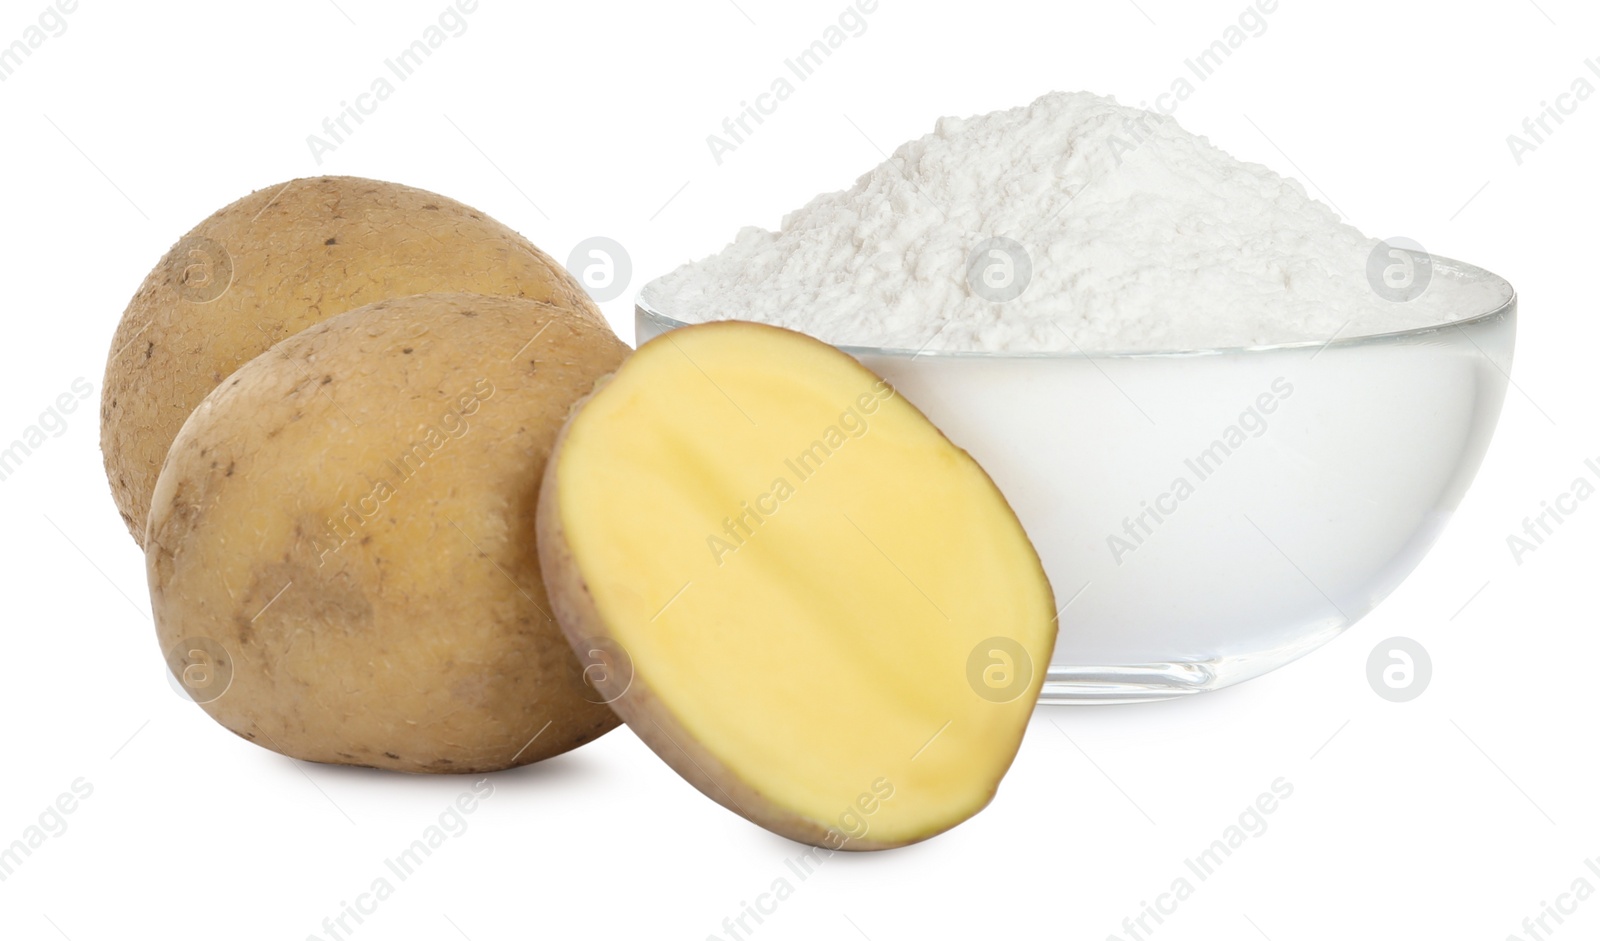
{"left": 636, "top": 258, "right": 1516, "bottom": 702}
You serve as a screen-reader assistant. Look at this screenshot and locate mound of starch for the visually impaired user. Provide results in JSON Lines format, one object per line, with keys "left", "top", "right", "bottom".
{"left": 642, "top": 91, "right": 1508, "bottom": 353}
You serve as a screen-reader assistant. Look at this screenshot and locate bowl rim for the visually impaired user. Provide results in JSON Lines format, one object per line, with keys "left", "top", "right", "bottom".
{"left": 636, "top": 255, "right": 1517, "bottom": 361}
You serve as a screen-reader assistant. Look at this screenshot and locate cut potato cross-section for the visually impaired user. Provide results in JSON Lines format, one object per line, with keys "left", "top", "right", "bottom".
{"left": 538, "top": 322, "right": 1056, "bottom": 850}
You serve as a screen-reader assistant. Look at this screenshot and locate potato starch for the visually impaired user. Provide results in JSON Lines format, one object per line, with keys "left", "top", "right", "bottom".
{"left": 643, "top": 91, "right": 1508, "bottom": 353}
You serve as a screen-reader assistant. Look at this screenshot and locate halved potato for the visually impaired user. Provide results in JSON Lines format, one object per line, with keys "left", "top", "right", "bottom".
{"left": 538, "top": 322, "right": 1056, "bottom": 849}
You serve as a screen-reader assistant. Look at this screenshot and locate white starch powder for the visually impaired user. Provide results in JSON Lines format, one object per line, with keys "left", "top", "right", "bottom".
{"left": 642, "top": 91, "right": 1509, "bottom": 353}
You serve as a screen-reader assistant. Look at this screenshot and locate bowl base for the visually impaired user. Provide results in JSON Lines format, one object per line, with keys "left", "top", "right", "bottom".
{"left": 1037, "top": 661, "right": 1222, "bottom": 703}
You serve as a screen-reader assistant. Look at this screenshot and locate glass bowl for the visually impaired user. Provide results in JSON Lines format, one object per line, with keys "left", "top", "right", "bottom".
{"left": 636, "top": 257, "right": 1516, "bottom": 702}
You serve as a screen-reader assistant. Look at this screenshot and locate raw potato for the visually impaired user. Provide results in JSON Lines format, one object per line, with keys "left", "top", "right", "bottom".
{"left": 103, "top": 175, "right": 602, "bottom": 546}
{"left": 538, "top": 322, "right": 1056, "bottom": 849}
{"left": 147, "top": 293, "right": 626, "bottom": 773}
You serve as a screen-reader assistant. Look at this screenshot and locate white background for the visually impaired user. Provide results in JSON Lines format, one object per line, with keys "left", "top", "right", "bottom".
{"left": 0, "top": 0, "right": 1594, "bottom": 938}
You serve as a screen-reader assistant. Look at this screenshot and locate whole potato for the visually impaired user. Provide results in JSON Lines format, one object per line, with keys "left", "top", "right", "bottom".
{"left": 147, "top": 292, "right": 626, "bottom": 773}
{"left": 103, "top": 175, "right": 601, "bottom": 546}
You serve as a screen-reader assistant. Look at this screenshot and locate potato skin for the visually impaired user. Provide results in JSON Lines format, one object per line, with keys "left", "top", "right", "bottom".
{"left": 104, "top": 175, "right": 602, "bottom": 546}
{"left": 148, "top": 293, "right": 625, "bottom": 773}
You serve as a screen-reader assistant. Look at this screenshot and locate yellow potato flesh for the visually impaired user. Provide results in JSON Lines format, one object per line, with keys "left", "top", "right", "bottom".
{"left": 553, "top": 322, "right": 1055, "bottom": 847}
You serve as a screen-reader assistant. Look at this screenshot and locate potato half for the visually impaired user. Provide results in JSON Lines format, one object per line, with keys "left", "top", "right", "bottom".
{"left": 537, "top": 322, "right": 1056, "bottom": 849}
{"left": 104, "top": 175, "right": 601, "bottom": 545}
{"left": 147, "top": 293, "right": 626, "bottom": 773}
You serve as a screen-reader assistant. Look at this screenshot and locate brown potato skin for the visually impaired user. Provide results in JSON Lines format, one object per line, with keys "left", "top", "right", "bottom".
{"left": 535, "top": 323, "right": 1049, "bottom": 850}
{"left": 104, "top": 175, "right": 602, "bottom": 546}
{"left": 148, "top": 293, "right": 625, "bottom": 773}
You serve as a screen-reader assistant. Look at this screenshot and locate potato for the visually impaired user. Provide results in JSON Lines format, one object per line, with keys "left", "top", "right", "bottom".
{"left": 103, "top": 175, "right": 601, "bottom": 546}
{"left": 148, "top": 293, "right": 626, "bottom": 773}
{"left": 537, "top": 321, "right": 1056, "bottom": 848}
